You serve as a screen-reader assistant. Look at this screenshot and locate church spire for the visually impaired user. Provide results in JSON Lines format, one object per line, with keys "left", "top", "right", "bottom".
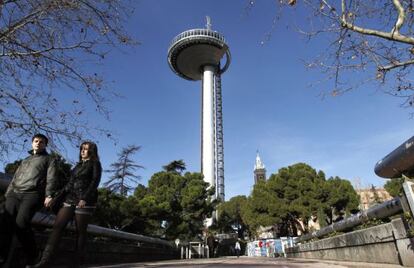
{"left": 254, "top": 150, "right": 265, "bottom": 170}
{"left": 254, "top": 150, "right": 266, "bottom": 184}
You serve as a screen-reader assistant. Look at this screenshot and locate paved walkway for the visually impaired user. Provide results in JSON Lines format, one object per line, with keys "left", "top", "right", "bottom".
{"left": 86, "top": 256, "right": 404, "bottom": 268}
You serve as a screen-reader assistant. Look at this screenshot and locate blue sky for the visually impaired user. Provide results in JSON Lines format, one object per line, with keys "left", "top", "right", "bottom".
{"left": 3, "top": 1, "right": 414, "bottom": 199}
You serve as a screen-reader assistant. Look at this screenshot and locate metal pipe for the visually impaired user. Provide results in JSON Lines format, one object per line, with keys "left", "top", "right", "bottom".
{"left": 375, "top": 135, "right": 414, "bottom": 178}
{"left": 298, "top": 197, "right": 403, "bottom": 242}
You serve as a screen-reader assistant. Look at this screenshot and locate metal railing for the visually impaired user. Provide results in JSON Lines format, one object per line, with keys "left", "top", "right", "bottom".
{"left": 31, "top": 212, "right": 172, "bottom": 247}
{"left": 169, "top": 29, "right": 226, "bottom": 49}
{"left": 0, "top": 179, "right": 173, "bottom": 248}
{"left": 298, "top": 135, "right": 414, "bottom": 243}
{"left": 298, "top": 197, "right": 403, "bottom": 243}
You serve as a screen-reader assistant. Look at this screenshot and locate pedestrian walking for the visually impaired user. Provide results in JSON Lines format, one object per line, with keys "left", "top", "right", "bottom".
{"left": 235, "top": 240, "right": 241, "bottom": 258}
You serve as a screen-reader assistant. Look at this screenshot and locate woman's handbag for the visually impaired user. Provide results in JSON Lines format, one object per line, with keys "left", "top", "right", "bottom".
{"left": 49, "top": 190, "right": 66, "bottom": 215}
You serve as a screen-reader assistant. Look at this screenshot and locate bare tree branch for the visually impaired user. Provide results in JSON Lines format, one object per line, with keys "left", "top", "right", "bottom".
{"left": 257, "top": 0, "right": 414, "bottom": 107}
{"left": 340, "top": 0, "right": 414, "bottom": 45}
{"left": 391, "top": 0, "right": 405, "bottom": 35}
{"left": 0, "top": 0, "right": 137, "bottom": 160}
{"left": 379, "top": 58, "right": 414, "bottom": 71}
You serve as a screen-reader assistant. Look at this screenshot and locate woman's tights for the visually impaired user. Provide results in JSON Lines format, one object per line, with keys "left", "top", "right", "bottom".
{"left": 44, "top": 206, "right": 91, "bottom": 264}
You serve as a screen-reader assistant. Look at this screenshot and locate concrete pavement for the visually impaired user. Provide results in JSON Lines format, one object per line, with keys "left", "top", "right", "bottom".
{"left": 86, "top": 256, "right": 405, "bottom": 268}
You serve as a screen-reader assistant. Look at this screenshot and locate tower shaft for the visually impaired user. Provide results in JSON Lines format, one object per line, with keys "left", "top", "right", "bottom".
{"left": 201, "top": 65, "right": 216, "bottom": 190}
{"left": 201, "top": 66, "right": 225, "bottom": 201}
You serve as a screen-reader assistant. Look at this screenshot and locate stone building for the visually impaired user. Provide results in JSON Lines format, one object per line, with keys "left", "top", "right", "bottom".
{"left": 356, "top": 187, "right": 392, "bottom": 210}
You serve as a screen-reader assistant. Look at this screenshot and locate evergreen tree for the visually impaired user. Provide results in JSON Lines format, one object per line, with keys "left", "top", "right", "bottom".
{"left": 138, "top": 161, "right": 215, "bottom": 240}
{"left": 322, "top": 177, "right": 360, "bottom": 225}
{"left": 104, "top": 145, "right": 143, "bottom": 196}
{"left": 243, "top": 163, "right": 359, "bottom": 237}
{"left": 242, "top": 179, "right": 286, "bottom": 237}
{"left": 162, "top": 160, "right": 186, "bottom": 174}
{"left": 50, "top": 152, "right": 72, "bottom": 192}
{"left": 384, "top": 178, "right": 404, "bottom": 197}
{"left": 215, "top": 195, "right": 248, "bottom": 238}
{"left": 92, "top": 188, "right": 127, "bottom": 229}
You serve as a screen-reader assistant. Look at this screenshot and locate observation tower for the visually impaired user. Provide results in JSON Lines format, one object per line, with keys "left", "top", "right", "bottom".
{"left": 167, "top": 17, "right": 231, "bottom": 203}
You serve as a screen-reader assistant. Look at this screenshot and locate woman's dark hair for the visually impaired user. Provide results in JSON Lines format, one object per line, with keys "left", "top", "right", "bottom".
{"left": 79, "top": 141, "right": 100, "bottom": 162}
{"left": 32, "top": 133, "right": 49, "bottom": 146}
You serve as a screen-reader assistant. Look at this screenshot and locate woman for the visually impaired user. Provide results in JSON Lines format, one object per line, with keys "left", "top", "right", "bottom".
{"left": 29, "top": 141, "right": 102, "bottom": 268}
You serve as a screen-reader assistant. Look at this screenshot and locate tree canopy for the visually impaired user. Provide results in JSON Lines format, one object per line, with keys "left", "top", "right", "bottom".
{"left": 162, "top": 159, "right": 186, "bottom": 174}
{"left": 140, "top": 169, "right": 215, "bottom": 240}
{"left": 241, "top": 163, "right": 359, "bottom": 237}
{"left": 92, "top": 188, "right": 127, "bottom": 229}
{"left": 322, "top": 176, "right": 360, "bottom": 225}
{"left": 214, "top": 195, "right": 248, "bottom": 239}
{"left": 93, "top": 160, "right": 215, "bottom": 241}
{"left": 384, "top": 178, "right": 404, "bottom": 197}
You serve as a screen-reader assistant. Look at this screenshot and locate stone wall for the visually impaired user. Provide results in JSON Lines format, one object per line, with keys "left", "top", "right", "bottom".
{"left": 285, "top": 218, "right": 414, "bottom": 267}
{"left": 6, "top": 232, "right": 179, "bottom": 267}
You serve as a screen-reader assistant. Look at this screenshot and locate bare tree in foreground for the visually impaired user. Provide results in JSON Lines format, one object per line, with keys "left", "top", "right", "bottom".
{"left": 250, "top": 0, "right": 414, "bottom": 107}
{"left": 0, "top": 0, "right": 136, "bottom": 159}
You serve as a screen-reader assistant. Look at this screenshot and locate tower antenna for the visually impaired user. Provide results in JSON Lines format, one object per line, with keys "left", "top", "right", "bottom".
{"left": 206, "top": 16, "right": 212, "bottom": 30}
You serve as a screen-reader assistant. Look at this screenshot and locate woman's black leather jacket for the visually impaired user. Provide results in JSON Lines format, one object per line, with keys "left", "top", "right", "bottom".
{"left": 64, "top": 160, "right": 102, "bottom": 205}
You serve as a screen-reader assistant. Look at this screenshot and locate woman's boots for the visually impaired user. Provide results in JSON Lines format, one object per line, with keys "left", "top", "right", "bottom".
{"left": 25, "top": 245, "right": 54, "bottom": 268}
{"left": 70, "top": 251, "right": 81, "bottom": 268}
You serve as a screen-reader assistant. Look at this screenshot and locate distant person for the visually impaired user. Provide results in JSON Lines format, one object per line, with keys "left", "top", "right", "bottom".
{"left": 235, "top": 240, "right": 241, "bottom": 258}
{"left": 29, "top": 141, "right": 102, "bottom": 268}
{"left": 206, "top": 233, "right": 215, "bottom": 258}
{"left": 2, "top": 134, "right": 57, "bottom": 267}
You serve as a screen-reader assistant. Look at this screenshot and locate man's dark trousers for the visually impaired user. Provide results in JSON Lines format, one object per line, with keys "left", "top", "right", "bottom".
{"left": 5, "top": 191, "right": 41, "bottom": 263}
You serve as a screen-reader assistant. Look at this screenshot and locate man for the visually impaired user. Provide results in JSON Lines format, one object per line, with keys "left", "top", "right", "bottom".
{"left": 2, "top": 134, "right": 57, "bottom": 267}
{"left": 235, "top": 240, "right": 241, "bottom": 258}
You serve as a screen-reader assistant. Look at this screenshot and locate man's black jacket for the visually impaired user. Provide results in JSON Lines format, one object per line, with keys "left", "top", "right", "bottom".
{"left": 6, "top": 150, "right": 58, "bottom": 197}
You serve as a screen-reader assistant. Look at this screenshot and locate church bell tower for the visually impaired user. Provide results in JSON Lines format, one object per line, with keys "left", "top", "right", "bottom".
{"left": 254, "top": 151, "right": 266, "bottom": 184}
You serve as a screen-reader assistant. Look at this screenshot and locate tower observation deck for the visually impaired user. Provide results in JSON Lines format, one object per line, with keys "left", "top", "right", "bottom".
{"left": 167, "top": 18, "right": 231, "bottom": 204}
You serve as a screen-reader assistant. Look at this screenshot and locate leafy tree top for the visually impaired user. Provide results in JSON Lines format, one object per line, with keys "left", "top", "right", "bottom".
{"left": 162, "top": 160, "right": 186, "bottom": 174}
{"left": 384, "top": 178, "right": 404, "bottom": 197}
{"left": 138, "top": 162, "right": 215, "bottom": 241}
{"left": 243, "top": 162, "right": 359, "bottom": 237}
